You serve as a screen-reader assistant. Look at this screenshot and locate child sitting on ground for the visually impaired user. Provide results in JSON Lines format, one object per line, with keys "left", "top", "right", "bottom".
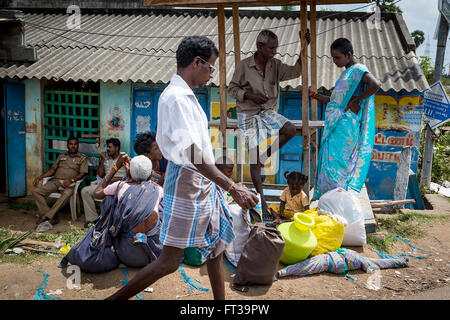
{"left": 269, "top": 171, "right": 309, "bottom": 223}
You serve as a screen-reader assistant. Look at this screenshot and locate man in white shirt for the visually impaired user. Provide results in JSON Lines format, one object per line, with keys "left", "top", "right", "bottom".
{"left": 107, "top": 36, "right": 258, "bottom": 300}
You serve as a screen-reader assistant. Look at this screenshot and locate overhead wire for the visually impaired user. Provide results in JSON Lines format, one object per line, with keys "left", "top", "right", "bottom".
{"left": 24, "top": 1, "right": 379, "bottom": 41}
{"left": 18, "top": 0, "right": 415, "bottom": 63}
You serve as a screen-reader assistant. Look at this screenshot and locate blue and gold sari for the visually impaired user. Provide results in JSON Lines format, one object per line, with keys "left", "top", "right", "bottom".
{"left": 314, "top": 64, "right": 376, "bottom": 200}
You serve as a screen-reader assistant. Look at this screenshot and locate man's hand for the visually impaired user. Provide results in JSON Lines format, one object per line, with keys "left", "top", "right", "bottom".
{"left": 299, "top": 29, "right": 311, "bottom": 45}
{"left": 62, "top": 179, "right": 72, "bottom": 188}
{"left": 229, "top": 184, "right": 259, "bottom": 211}
{"left": 344, "top": 96, "right": 361, "bottom": 115}
{"left": 245, "top": 92, "right": 269, "bottom": 104}
{"left": 33, "top": 177, "right": 42, "bottom": 187}
{"left": 100, "top": 152, "right": 107, "bottom": 161}
{"left": 116, "top": 152, "right": 130, "bottom": 169}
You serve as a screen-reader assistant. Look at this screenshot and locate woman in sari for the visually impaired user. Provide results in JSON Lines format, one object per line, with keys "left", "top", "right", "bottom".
{"left": 310, "top": 38, "right": 381, "bottom": 200}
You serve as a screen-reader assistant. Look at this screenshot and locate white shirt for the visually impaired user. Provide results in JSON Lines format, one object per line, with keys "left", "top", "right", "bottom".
{"left": 156, "top": 74, "right": 215, "bottom": 167}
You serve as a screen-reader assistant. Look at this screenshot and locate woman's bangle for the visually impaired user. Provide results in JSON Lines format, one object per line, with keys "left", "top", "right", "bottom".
{"left": 113, "top": 164, "right": 119, "bottom": 172}
{"left": 227, "top": 182, "right": 236, "bottom": 193}
{"left": 311, "top": 91, "right": 318, "bottom": 99}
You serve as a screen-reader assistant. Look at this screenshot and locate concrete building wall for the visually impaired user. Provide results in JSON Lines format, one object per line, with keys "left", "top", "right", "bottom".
{"left": 23, "top": 77, "right": 43, "bottom": 195}
{"left": 100, "top": 80, "right": 132, "bottom": 155}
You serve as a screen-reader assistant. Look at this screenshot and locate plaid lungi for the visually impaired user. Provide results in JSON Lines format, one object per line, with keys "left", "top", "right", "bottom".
{"left": 160, "top": 162, "right": 235, "bottom": 259}
{"left": 237, "top": 109, "right": 289, "bottom": 151}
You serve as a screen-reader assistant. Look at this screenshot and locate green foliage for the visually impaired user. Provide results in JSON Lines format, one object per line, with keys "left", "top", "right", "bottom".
{"left": 419, "top": 55, "right": 447, "bottom": 84}
{"left": 378, "top": 212, "right": 449, "bottom": 239}
{"left": 367, "top": 234, "right": 397, "bottom": 253}
{"left": 420, "top": 56, "right": 435, "bottom": 84}
{"left": 30, "top": 222, "right": 86, "bottom": 246}
{"left": 372, "top": 0, "right": 402, "bottom": 13}
{"left": 367, "top": 212, "right": 450, "bottom": 252}
{"left": 411, "top": 30, "right": 425, "bottom": 48}
{"left": 0, "top": 230, "right": 32, "bottom": 257}
{"left": 432, "top": 130, "right": 450, "bottom": 184}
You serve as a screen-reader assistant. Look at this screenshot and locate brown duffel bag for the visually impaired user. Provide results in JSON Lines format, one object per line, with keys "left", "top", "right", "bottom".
{"left": 232, "top": 209, "right": 285, "bottom": 288}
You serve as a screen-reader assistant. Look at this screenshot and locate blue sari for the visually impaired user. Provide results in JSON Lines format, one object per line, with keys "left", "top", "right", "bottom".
{"left": 313, "top": 63, "right": 375, "bottom": 200}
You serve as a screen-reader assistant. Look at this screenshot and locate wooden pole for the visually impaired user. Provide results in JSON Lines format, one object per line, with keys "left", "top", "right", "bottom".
{"left": 421, "top": 13, "right": 448, "bottom": 187}
{"left": 310, "top": 1, "right": 317, "bottom": 190}
{"left": 232, "top": 4, "right": 243, "bottom": 182}
{"left": 218, "top": 5, "right": 227, "bottom": 151}
{"left": 300, "top": 1, "right": 310, "bottom": 193}
{"left": 232, "top": 5, "right": 241, "bottom": 67}
{"left": 420, "top": 124, "right": 434, "bottom": 187}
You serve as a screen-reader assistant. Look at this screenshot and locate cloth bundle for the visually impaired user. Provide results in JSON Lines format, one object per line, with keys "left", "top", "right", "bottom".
{"left": 277, "top": 248, "right": 409, "bottom": 278}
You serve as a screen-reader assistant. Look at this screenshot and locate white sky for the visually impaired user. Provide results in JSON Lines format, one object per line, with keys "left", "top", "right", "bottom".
{"left": 243, "top": 0, "right": 449, "bottom": 69}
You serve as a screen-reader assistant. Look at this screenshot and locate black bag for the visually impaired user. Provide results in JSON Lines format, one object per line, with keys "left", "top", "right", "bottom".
{"left": 233, "top": 209, "right": 285, "bottom": 287}
{"left": 58, "top": 182, "right": 125, "bottom": 273}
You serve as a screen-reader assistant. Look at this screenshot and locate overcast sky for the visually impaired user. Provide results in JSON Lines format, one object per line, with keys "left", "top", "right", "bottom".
{"left": 244, "top": 0, "right": 449, "bottom": 68}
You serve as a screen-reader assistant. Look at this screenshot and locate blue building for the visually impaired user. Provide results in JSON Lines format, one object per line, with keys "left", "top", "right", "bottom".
{"left": 0, "top": 4, "right": 428, "bottom": 210}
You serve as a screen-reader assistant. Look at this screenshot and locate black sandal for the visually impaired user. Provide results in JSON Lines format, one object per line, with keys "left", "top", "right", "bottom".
{"left": 49, "top": 215, "right": 59, "bottom": 225}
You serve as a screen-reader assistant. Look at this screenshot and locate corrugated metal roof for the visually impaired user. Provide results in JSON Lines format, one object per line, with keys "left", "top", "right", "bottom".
{"left": 0, "top": 10, "right": 428, "bottom": 92}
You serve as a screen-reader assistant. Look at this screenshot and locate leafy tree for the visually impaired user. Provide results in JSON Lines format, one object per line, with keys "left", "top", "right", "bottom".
{"left": 420, "top": 56, "right": 436, "bottom": 84}
{"left": 281, "top": 6, "right": 294, "bottom": 11}
{"left": 372, "top": 0, "right": 402, "bottom": 13}
{"left": 411, "top": 30, "right": 425, "bottom": 48}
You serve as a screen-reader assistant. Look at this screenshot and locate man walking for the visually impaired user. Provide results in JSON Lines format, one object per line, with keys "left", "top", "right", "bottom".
{"left": 228, "top": 29, "right": 309, "bottom": 214}
{"left": 106, "top": 36, "right": 258, "bottom": 300}
{"left": 33, "top": 136, "right": 88, "bottom": 231}
{"left": 80, "top": 138, "right": 126, "bottom": 228}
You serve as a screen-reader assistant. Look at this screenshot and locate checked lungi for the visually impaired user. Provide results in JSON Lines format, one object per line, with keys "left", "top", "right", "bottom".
{"left": 237, "top": 109, "right": 289, "bottom": 151}
{"left": 160, "top": 162, "right": 235, "bottom": 259}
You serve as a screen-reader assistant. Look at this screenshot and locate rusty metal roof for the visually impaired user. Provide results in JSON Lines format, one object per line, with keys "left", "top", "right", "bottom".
{"left": 0, "top": 9, "right": 429, "bottom": 92}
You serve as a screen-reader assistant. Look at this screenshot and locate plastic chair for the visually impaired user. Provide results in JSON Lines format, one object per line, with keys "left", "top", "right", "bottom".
{"left": 42, "top": 176, "right": 85, "bottom": 221}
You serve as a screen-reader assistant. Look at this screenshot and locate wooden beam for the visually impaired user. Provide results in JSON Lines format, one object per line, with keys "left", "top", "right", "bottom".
{"left": 232, "top": 4, "right": 243, "bottom": 182}
{"left": 310, "top": 0, "right": 318, "bottom": 187}
{"left": 218, "top": 5, "right": 228, "bottom": 149}
{"left": 300, "top": 1, "right": 310, "bottom": 192}
{"left": 232, "top": 5, "right": 241, "bottom": 66}
{"left": 371, "top": 199, "right": 416, "bottom": 208}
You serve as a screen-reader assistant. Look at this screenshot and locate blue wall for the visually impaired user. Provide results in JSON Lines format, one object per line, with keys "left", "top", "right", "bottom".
{"left": 365, "top": 89, "right": 424, "bottom": 205}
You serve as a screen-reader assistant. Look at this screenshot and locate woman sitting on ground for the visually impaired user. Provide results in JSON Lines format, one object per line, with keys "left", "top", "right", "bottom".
{"left": 94, "top": 153, "right": 164, "bottom": 267}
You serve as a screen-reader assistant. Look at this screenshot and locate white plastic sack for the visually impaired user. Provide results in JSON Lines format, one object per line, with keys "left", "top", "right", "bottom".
{"left": 225, "top": 203, "right": 251, "bottom": 267}
{"left": 318, "top": 188, "right": 366, "bottom": 246}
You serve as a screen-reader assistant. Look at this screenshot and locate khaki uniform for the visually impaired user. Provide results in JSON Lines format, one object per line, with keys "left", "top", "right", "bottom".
{"left": 81, "top": 155, "right": 127, "bottom": 223}
{"left": 33, "top": 152, "right": 88, "bottom": 219}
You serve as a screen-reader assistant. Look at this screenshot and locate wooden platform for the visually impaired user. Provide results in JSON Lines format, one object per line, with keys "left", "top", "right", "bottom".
{"left": 246, "top": 183, "right": 376, "bottom": 234}
{"left": 209, "top": 119, "right": 325, "bottom": 133}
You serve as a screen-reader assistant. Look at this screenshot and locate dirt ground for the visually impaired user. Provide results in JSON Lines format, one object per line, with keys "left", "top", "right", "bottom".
{"left": 0, "top": 200, "right": 449, "bottom": 301}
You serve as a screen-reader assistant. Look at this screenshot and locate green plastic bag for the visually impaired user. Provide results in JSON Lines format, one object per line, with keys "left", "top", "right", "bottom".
{"left": 183, "top": 247, "right": 206, "bottom": 266}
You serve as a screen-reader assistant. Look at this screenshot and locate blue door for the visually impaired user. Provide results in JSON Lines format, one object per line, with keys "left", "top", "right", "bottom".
{"left": 4, "top": 83, "right": 26, "bottom": 197}
{"left": 131, "top": 86, "right": 209, "bottom": 157}
{"left": 276, "top": 91, "right": 325, "bottom": 184}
